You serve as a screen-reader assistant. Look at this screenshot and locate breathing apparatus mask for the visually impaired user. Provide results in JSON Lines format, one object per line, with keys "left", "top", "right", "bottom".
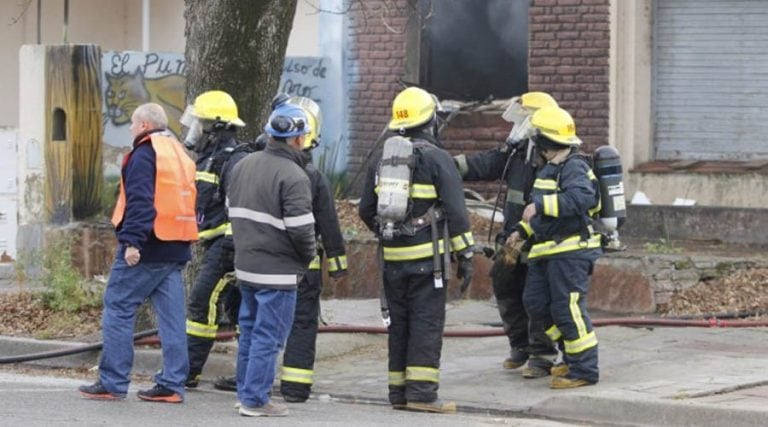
{"left": 502, "top": 96, "right": 538, "bottom": 148}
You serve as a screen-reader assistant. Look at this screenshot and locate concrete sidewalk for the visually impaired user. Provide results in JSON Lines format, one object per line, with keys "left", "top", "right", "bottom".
{"left": 3, "top": 299, "right": 768, "bottom": 426}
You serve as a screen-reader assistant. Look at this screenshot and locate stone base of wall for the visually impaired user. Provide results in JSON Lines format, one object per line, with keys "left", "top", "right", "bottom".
{"left": 322, "top": 238, "right": 768, "bottom": 314}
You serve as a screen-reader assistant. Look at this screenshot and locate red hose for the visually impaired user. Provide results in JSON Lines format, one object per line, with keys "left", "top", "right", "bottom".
{"left": 133, "top": 317, "right": 768, "bottom": 345}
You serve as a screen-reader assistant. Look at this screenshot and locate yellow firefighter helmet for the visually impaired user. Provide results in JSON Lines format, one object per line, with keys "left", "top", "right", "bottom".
{"left": 191, "top": 90, "right": 245, "bottom": 127}
{"left": 530, "top": 106, "right": 582, "bottom": 147}
{"left": 387, "top": 87, "right": 437, "bottom": 132}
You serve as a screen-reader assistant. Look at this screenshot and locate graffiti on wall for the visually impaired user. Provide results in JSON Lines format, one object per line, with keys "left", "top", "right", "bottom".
{"left": 101, "top": 52, "right": 334, "bottom": 176}
{"left": 102, "top": 51, "right": 186, "bottom": 146}
{"left": 280, "top": 57, "right": 328, "bottom": 104}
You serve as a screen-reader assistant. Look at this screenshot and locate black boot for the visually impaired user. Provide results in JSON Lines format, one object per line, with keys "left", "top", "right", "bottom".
{"left": 213, "top": 375, "right": 237, "bottom": 392}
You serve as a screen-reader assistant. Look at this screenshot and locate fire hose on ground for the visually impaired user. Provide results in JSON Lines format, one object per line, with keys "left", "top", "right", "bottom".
{"left": 3, "top": 316, "right": 768, "bottom": 364}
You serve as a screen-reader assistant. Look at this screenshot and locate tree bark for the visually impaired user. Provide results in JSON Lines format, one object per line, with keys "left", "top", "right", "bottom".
{"left": 184, "top": 0, "right": 298, "bottom": 141}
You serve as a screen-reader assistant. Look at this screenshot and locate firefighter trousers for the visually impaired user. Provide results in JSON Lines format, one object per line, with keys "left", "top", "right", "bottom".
{"left": 490, "top": 258, "right": 556, "bottom": 357}
{"left": 280, "top": 269, "right": 322, "bottom": 400}
{"left": 383, "top": 259, "right": 446, "bottom": 405}
{"left": 523, "top": 257, "right": 599, "bottom": 383}
{"left": 186, "top": 236, "right": 240, "bottom": 378}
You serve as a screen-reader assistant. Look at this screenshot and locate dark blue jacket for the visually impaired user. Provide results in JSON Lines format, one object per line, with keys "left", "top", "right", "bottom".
{"left": 116, "top": 129, "right": 192, "bottom": 264}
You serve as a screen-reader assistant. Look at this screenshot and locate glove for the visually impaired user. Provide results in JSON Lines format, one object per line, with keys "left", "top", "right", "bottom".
{"left": 502, "top": 240, "right": 524, "bottom": 267}
{"left": 457, "top": 254, "right": 475, "bottom": 295}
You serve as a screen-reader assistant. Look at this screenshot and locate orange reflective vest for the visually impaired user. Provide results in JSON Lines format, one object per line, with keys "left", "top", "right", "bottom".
{"left": 112, "top": 132, "right": 198, "bottom": 242}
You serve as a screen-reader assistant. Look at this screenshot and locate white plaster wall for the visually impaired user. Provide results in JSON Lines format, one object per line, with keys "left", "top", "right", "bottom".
{"left": 17, "top": 45, "right": 46, "bottom": 226}
{"left": 2, "top": 0, "right": 320, "bottom": 128}
{"left": 627, "top": 173, "right": 768, "bottom": 208}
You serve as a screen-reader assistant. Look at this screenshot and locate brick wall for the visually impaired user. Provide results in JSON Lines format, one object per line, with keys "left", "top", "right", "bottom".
{"left": 528, "top": 0, "right": 611, "bottom": 152}
{"left": 345, "top": 0, "right": 612, "bottom": 196}
{"left": 345, "top": 0, "right": 410, "bottom": 195}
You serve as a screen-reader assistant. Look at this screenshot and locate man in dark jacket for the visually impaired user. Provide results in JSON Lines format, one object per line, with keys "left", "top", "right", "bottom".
{"left": 79, "top": 103, "right": 197, "bottom": 403}
{"left": 227, "top": 103, "right": 316, "bottom": 417}
{"left": 279, "top": 97, "right": 348, "bottom": 403}
{"left": 359, "top": 87, "right": 474, "bottom": 414}
{"left": 453, "top": 92, "right": 559, "bottom": 377}
{"left": 181, "top": 90, "right": 251, "bottom": 388}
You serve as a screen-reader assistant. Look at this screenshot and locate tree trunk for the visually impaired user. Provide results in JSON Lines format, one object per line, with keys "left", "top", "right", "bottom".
{"left": 184, "top": 0, "right": 298, "bottom": 142}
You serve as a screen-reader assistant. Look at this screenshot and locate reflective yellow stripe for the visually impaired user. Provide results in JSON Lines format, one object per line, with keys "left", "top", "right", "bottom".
{"left": 224, "top": 223, "right": 232, "bottom": 236}
{"left": 281, "top": 366, "right": 314, "bottom": 384}
{"left": 564, "top": 331, "right": 598, "bottom": 354}
{"left": 570, "top": 292, "right": 588, "bottom": 338}
{"left": 198, "top": 222, "right": 230, "bottom": 240}
{"left": 410, "top": 184, "right": 437, "bottom": 199}
{"left": 587, "top": 169, "right": 597, "bottom": 181}
{"left": 196, "top": 171, "right": 219, "bottom": 184}
{"left": 588, "top": 197, "right": 601, "bottom": 217}
{"left": 207, "top": 277, "right": 230, "bottom": 325}
{"left": 308, "top": 255, "right": 321, "bottom": 270}
{"left": 186, "top": 320, "right": 218, "bottom": 339}
{"left": 450, "top": 232, "right": 474, "bottom": 252}
{"left": 328, "top": 255, "right": 348, "bottom": 272}
{"left": 534, "top": 178, "right": 557, "bottom": 190}
{"left": 383, "top": 240, "right": 446, "bottom": 261}
{"left": 519, "top": 221, "right": 533, "bottom": 238}
{"left": 528, "top": 234, "right": 602, "bottom": 259}
{"left": 546, "top": 325, "right": 562, "bottom": 341}
{"left": 406, "top": 366, "right": 440, "bottom": 383}
{"left": 389, "top": 371, "right": 406, "bottom": 386}
{"left": 543, "top": 194, "right": 559, "bottom": 217}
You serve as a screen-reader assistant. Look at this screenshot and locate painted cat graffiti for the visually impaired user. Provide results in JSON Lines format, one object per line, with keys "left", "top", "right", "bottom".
{"left": 104, "top": 69, "right": 185, "bottom": 137}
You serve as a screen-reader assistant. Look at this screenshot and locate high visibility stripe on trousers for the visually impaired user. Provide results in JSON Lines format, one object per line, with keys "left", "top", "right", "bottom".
{"left": 281, "top": 366, "right": 314, "bottom": 385}
{"left": 564, "top": 292, "right": 598, "bottom": 354}
{"left": 186, "top": 276, "right": 229, "bottom": 338}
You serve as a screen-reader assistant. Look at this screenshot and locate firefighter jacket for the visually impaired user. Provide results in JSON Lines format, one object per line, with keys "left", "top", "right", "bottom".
{"left": 454, "top": 140, "right": 538, "bottom": 239}
{"left": 195, "top": 130, "right": 250, "bottom": 241}
{"left": 359, "top": 133, "right": 474, "bottom": 263}
{"left": 227, "top": 140, "right": 316, "bottom": 290}
{"left": 516, "top": 154, "right": 602, "bottom": 261}
{"left": 112, "top": 129, "right": 198, "bottom": 257}
{"left": 304, "top": 160, "right": 347, "bottom": 277}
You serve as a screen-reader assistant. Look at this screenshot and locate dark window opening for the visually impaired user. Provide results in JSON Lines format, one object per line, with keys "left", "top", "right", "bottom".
{"left": 416, "top": 0, "right": 529, "bottom": 101}
{"left": 52, "top": 108, "right": 67, "bottom": 141}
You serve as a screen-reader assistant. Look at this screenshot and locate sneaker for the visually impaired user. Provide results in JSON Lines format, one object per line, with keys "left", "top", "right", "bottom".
{"left": 282, "top": 394, "right": 307, "bottom": 403}
{"left": 79, "top": 382, "right": 125, "bottom": 401}
{"left": 234, "top": 401, "right": 241, "bottom": 409}
{"left": 185, "top": 373, "right": 200, "bottom": 389}
{"left": 502, "top": 348, "right": 529, "bottom": 370}
{"left": 550, "top": 376, "right": 594, "bottom": 389}
{"left": 137, "top": 384, "right": 184, "bottom": 403}
{"left": 551, "top": 364, "right": 569, "bottom": 378}
{"left": 405, "top": 399, "right": 457, "bottom": 414}
{"left": 213, "top": 375, "right": 237, "bottom": 392}
{"left": 239, "top": 401, "right": 289, "bottom": 417}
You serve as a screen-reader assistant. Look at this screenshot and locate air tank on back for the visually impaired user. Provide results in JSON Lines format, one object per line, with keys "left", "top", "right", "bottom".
{"left": 593, "top": 146, "right": 626, "bottom": 250}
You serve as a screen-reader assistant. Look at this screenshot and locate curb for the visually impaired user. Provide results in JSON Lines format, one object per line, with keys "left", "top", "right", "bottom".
{"left": 528, "top": 394, "right": 768, "bottom": 427}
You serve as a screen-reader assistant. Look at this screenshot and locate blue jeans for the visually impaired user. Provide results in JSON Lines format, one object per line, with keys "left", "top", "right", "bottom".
{"left": 237, "top": 286, "right": 296, "bottom": 407}
{"left": 98, "top": 250, "right": 189, "bottom": 396}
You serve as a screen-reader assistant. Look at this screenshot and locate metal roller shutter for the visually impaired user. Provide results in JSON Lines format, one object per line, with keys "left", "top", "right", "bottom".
{"left": 653, "top": 0, "right": 768, "bottom": 160}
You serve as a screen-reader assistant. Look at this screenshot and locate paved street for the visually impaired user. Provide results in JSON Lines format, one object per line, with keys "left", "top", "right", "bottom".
{"left": 0, "top": 370, "right": 573, "bottom": 426}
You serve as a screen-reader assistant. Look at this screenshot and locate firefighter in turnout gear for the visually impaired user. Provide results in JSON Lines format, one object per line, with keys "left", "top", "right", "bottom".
{"left": 181, "top": 90, "right": 251, "bottom": 388}
{"left": 453, "top": 92, "right": 559, "bottom": 378}
{"left": 509, "top": 106, "right": 602, "bottom": 389}
{"left": 359, "top": 87, "right": 475, "bottom": 414}
{"left": 279, "top": 97, "right": 348, "bottom": 402}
